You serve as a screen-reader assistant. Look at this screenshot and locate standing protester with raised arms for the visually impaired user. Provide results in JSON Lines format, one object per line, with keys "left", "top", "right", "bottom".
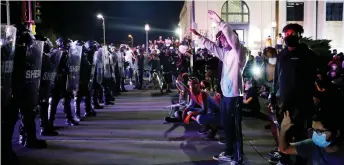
{"left": 191, "top": 10, "right": 247, "bottom": 164}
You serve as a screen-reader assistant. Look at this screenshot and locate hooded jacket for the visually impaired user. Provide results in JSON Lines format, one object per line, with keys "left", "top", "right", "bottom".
{"left": 272, "top": 43, "right": 318, "bottom": 111}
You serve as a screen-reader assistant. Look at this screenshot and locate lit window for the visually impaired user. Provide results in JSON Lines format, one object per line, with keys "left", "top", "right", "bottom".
{"left": 221, "top": 0, "right": 250, "bottom": 24}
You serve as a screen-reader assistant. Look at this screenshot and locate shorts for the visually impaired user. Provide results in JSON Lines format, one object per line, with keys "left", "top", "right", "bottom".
{"left": 276, "top": 44, "right": 283, "bottom": 50}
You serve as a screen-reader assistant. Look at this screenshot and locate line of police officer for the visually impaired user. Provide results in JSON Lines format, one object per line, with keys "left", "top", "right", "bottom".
{"left": 1, "top": 25, "right": 126, "bottom": 164}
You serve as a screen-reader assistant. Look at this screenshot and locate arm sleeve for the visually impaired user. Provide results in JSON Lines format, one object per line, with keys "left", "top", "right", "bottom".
{"left": 295, "top": 139, "right": 314, "bottom": 159}
{"left": 186, "top": 99, "right": 195, "bottom": 109}
{"left": 198, "top": 36, "right": 225, "bottom": 61}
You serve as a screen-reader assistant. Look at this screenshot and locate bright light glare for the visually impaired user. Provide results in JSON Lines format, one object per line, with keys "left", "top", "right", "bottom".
{"left": 97, "top": 14, "right": 104, "bottom": 19}
{"left": 252, "top": 66, "right": 261, "bottom": 76}
{"left": 175, "top": 28, "right": 181, "bottom": 35}
{"left": 0, "top": 40, "right": 3, "bottom": 46}
{"left": 145, "top": 24, "right": 150, "bottom": 31}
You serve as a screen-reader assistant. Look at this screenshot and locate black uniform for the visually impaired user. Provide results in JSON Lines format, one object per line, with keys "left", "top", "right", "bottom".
{"left": 48, "top": 39, "right": 79, "bottom": 127}
{"left": 12, "top": 28, "right": 47, "bottom": 148}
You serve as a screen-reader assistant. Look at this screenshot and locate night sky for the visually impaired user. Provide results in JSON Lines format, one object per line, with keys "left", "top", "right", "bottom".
{"left": 1, "top": 1, "right": 184, "bottom": 45}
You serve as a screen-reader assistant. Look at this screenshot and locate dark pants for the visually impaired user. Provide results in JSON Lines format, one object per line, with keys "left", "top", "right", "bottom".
{"left": 135, "top": 69, "right": 144, "bottom": 89}
{"left": 103, "top": 78, "right": 114, "bottom": 102}
{"left": 74, "top": 83, "right": 93, "bottom": 116}
{"left": 92, "top": 82, "right": 102, "bottom": 106}
{"left": 49, "top": 88, "right": 74, "bottom": 123}
{"left": 221, "top": 96, "right": 243, "bottom": 163}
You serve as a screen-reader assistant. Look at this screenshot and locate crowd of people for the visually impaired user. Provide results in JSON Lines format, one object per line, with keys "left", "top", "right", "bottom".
{"left": 2, "top": 10, "right": 344, "bottom": 165}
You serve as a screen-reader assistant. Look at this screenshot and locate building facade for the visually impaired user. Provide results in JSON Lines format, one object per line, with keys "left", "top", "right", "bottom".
{"left": 179, "top": 0, "right": 344, "bottom": 54}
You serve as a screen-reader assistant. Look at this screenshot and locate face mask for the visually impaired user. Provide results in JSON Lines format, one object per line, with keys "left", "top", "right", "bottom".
{"left": 312, "top": 132, "right": 331, "bottom": 148}
{"left": 284, "top": 35, "right": 299, "bottom": 47}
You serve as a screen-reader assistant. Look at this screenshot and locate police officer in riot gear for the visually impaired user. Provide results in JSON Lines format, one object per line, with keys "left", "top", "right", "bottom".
{"left": 102, "top": 45, "right": 115, "bottom": 105}
{"left": 48, "top": 37, "right": 79, "bottom": 126}
{"left": 2, "top": 24, "right": 19, "bottom": 164}
{"left": 87, "top": 40, "right": 103, "bottom": 110}
{"left": 35, "top": 35, "right": 60, "bottom": 136}
{"left": 12, "top": 25, "right": 47, "bottom": 148}
{"left": 73, "top": 40, "right": 97, "bottom": 120}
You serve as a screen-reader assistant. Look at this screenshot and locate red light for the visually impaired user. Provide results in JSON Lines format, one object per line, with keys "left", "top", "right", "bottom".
{"left": 36, "top": 2, "right": 40, "bottom": 6}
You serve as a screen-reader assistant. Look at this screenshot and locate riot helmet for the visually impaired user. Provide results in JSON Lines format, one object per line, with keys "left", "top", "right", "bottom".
{"left": 63, "top": 38, "right": 73, "bottom": 50}
{"left": 56, "top": 37, "right": 64, "bottom": 48}
{"left": 15, "top": 24, "right": 35, "bottom": 46}
{"left": 35, "top": 35, "right": 53, "bottom": 54}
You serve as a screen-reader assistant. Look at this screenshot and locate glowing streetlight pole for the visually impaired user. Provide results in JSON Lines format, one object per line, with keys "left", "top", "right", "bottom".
{"left": 97, "top": 14, "right": 106, "bottom": 45}
{"left": 144, "top": 24, "right": 150, "bottom": 53}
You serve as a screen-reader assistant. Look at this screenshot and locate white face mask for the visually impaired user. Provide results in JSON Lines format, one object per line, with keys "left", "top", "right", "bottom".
{"left": 268, "top": 58, "right": 277, "bottom": 65}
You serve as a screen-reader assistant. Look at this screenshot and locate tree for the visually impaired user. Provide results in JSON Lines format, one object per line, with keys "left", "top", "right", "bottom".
{"left": 300, "top": 37, "right": 332, "bottom": 72}
{"left": 41, "top": 29, "right": 58, "bottom": 47}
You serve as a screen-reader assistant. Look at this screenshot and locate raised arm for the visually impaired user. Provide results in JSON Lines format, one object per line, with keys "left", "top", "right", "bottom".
{"left": 198, "top": 36, "right": 226, "bottom": 61}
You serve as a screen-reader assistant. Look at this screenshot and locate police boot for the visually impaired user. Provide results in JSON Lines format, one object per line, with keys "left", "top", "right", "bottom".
{"left": 73, "top": 96, "right": 83, "bottom": 122}
{"left": 85, "top": 92, "right": 97, "bottom": 117}
{"left": 21, "top": 108, "right": 47, "bottom": 149}
{"left": 62, "top": 98, "right": 79, "bottom": 126}
{"left": 92, "top": 92, "right": 103, "bottom": 109}
{"left": 40, "top": 101, "right": 58, "bottom": 136}
{"left": 47, "top": 97, "right": 60, "bottom": 133}
{"left": 121, "top": 78, "right": 128, "bottom": 92}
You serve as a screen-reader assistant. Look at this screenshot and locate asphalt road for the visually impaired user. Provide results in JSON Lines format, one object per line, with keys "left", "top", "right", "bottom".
{"left": 12, "top": 88, "right": 274, "bottom": 165}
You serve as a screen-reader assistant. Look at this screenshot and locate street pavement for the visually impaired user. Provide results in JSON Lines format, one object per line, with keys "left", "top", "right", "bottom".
{"left": 12, "top": 88, "right": 275, "bottom": 165}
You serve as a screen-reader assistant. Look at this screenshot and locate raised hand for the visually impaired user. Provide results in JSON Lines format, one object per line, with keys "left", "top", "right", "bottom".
{"left": 208, "top": 10, "right": 222, "bottom": 24}
{"left": 281, "top": 111, "right": 294, "bottom": 130}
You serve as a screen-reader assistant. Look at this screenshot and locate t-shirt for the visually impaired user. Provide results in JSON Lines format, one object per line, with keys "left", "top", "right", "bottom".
{"left": 277, "top": 36, "right": 283, "bottom": 45}
{"left": 245, "top": 87, "right": 260, "bottom": 110}
{"left": 295, "top": 139, "right": 344, "bottom": 165}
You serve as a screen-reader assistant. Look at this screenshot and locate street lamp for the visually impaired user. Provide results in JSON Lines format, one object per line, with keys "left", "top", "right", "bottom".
{"left": 175, "top": 27, "right": 182, "bottom": 42}
{"left": 271, "top": 21, "right": 277, "bottom": 46}
{"left": 144, "top": 24, "right": 150, "bottom": 53}
{"left": 211, "top": 22, "right": 216, "bottom": 41}
{"left": 97, "top": 14, "right": 106, "bottom": 45}
{"left": 128, "top": 34, "right": 134, "bottom": 48}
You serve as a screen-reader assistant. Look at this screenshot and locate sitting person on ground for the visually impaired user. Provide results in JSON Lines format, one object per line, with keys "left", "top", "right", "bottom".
{"left": 259, "top": 85, "right": 270, "bottom": 98}
{"left": 278, "top": 103, "right": 344, "bottom": 165}
{"left": 200, "top": 80, "right": 211, "bottom": 95}
{"left": 182, "top": 79, "right": 221, "bottom": 139}
{"left": 242, "top": 79, "right": 260, "bottom": 116}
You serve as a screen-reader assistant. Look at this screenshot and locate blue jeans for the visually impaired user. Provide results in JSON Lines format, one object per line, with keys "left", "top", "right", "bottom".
{"left": 196, "top": 113, "right": 220, "bottom": 126}
{"left": 221, "top": 96, "right": 243, "bottom": 163}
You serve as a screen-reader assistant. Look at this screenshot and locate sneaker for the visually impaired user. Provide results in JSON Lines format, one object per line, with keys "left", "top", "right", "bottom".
{"left": 198, "top": 128, "right": 210, "bottom": 135}
{"left": 268, "top": 147, "right": 278, "bottom": 156}
{"left": 269, "top": 152, "right": 281, "bottom": 164}
{"left": 213, "top": 152, "right": 233, "bottom": 162}
{"left": 218, "top": 138, "right": 226, "bottom": 145}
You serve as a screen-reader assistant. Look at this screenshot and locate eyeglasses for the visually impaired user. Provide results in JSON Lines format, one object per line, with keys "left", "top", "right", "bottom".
{"left": 309, "top": 128, "right": 331, "bottom": 135}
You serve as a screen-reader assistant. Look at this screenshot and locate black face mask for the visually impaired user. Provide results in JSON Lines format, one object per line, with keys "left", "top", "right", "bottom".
{"left": 284, "top": 35, "right": 299, "bottom": 47}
